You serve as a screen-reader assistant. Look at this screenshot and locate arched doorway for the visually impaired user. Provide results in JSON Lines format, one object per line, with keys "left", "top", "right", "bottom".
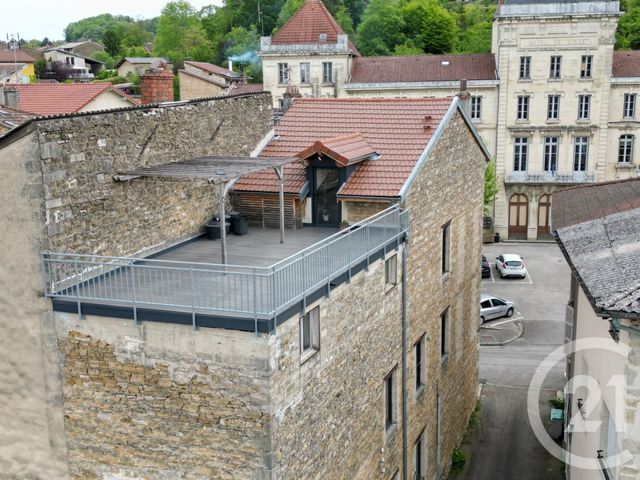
{"left": 508, "top": 194, "right": 528, "bottom": 240}
{"left": 537, "top": 194, "right": 552, "bottom": 239}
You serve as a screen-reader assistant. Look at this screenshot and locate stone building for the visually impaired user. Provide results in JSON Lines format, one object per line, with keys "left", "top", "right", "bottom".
{"left": 178, "top": 60, "right": 261, "bottom": 100}
{"left": 0, "top": 90, "right": 487, "bottom": 478}
{"left": 553, "top": 178, "right": 640, "bottom": 479}
{"left": 259, "top": 0, "right": 640, "bottom": 240}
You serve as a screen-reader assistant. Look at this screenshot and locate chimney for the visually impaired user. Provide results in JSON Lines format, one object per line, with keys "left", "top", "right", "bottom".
{"left": 456, "top": 79, "right": 471, "bottom": 114}
{"left": 0, "top": 87, "right": 19, "bottom": 109}
{"left": 228, "top": 59, "right": 233, "bottom": 72}
{"left": 140, "top": 64, "right": 174, "bottom": 105}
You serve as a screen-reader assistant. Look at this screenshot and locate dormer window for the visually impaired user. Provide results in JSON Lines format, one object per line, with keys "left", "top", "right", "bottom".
{"left": 319, "top": 33, "right": 327, "bottom": 41}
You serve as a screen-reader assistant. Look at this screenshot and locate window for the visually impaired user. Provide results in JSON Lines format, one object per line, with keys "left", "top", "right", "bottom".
{"left": 415, "top": 335, "right": 425, "bottom": 392}
{"left": 547, "top": 95, "right": 560, "bottom": 120}
{"left": 322, "top": 62, "right": 333, "bottom": 83}
{"left": 471, "top": 96, "right": 482, "bottom": 120}
{"left": 481, "top": 299, "right": 492, "bottom": 309}
{"left": 385, "top": 253, "right": 397, "bottom": 287}
{"left": 517, "top": 95, "right": 529, "bottom": 121}
{"left": 441, "top": 222, "right": 450, "bottom": 275}
{"left": 623, "top": 93, "right": 636, "bottom": 119}
{"left": 440, "top": 308, "right": 449, "bottom": 361}
{"left": 580, "top": 55, "right": 593, "bottom": 79}
{"left": 300, "top": 305, "right": 320, "bottom": 359}
{"left": 543, "top": 137, "right": 559, "bottom": 172}
{"left": 300, "top": 62, "right": 310, "bottom": 83}
{"left": 550, "top": 55, "right": 562, "bottom": 79}
{"left": 519, "top": 56, "right": 531, "bottom": 79}
{"left": 385, "top": 367, "right": 397, "bottom": 431}
{"left": 619, "top": 134, "right": 635, "bottom": 163}
{"left": 574, "top": 137, "right": 589, "bottom": 171}
{"left": 578, "top": 94, "right": 591, "bottom": 120}
{"left": 414, "top": 431, "right": 425, "bottom": 480}
{"left": 278, "top": 63, "right": 289, "bottom": 84}
{"left": 513, "top": 137, "right": 528, "bottom": 171}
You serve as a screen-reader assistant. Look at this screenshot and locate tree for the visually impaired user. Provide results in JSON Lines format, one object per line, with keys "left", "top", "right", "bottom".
{"left": 102, "top": 29, "right": 122, "bottom": 57}
{"left": 224, "top": 26, "right": 262, "bottom": 81}
{"left": 155, "top": 1, "right": 212, "bottom": 62}
{"left": 393, "top": 41, "right": 424, "bottom": 56}
{"left": 40, "top": 37, "right": 51, "bottom": 47}
{"left": 401, "top": 0, "right": 458, "bottom": 54}
{"left": 44, "top": 61, "right": 73, "bottom": 82}
{"left": 458, "top": 22, "right": 492, "bottom": 54}
{"left": 335, "top": 2, "right": 355, "bottom": 35}
{"left": 91, "top": 51, "right": 117, "bottom": 69}
{"left": 616, "top": 7, "right": 640, "bottom": 49}
{"left": 484, "top": 159, "right": 498, "bottom": 215}
{"left": 275, "top": 0, "right": 305, "bottom": 30}
{"left": 34, "top": 59, "right": 47, "bottom": 79}
{"left": 356, "top": 0, "right": 406, "bottom": 56}
{"left": 64, "top": 13, "right": 124, "bottom": 41}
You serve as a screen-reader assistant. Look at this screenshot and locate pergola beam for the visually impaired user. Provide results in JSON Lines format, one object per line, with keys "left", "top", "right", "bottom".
{"left": 274, "top": 166, "right": 285, "bottom": 244}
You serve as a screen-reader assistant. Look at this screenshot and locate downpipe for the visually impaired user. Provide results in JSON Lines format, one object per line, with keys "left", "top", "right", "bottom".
{"left": 401, "top": 238, "right": 409, "bottom": 479}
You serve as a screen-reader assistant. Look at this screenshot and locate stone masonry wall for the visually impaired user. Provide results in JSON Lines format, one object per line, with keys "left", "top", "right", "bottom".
{"left": 269, "top": 250, "right": 404, "bottom": 479}
{"left": 344, "top": 200, "right": 392, "bottom": 224}
{"left": 179, "top": 71, "right": 226, "bottom": 101}
{"left": 404, "top": 109, "right": 485, "bottom": 479}
{"left": 36, "top": 93, "right": 272, "bottom": 256}
{"left": 55, "top": 314, "right": 273, "bottom": 480}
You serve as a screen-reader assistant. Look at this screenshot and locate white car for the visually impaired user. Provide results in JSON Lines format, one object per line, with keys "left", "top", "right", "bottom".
{"left": 480, "top": 294, "right": 516, "bottom": 323}
{"left": 495, "top": 254, "right": 527, "bottom": 279}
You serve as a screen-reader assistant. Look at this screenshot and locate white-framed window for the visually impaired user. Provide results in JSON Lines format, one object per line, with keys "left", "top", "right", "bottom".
{"left": 322, "top": 62, "right": 333, "bottom": 83}
{"left": 543, "top": 136, "right": 559, "bottom": 172}
{"left": 547, "top": 95, "right": 560, "bottom": 120}
{"left": 574, "top": 137, "right": 589, "bottom": 171}
{"left": 385, "top": 253, "right": 397, "bottom": 287}
{"left": 519, "top": 56, "right": 531, "bottom": 80}
{"left": 619, "top": 134, "right": 635, "bottom": 163}
{"left": 513, "top": 137, "right": 528, "bottom": 171}
{"left": 414, "top": 430, "right": 425, "bottom": 480}
{"left": 550, "top": 55, "right": 562, "bottom": 79}
{"left": 580, "top": 55, "right": 593, "bottom": 79}
{"left": 415, "top": 335, "right": 425, "bottom": 392}
{"left": 440, "top": 308, "right": 449, "bottom": 362}
{"left": 278, "top": 62, "right": 289, "bottom": 84}
{"left": 441, "top": 221, "right": 451, "bottom": 275}
{"left": 517, "top": 95, "right": 529, "bottom": 120}
{"left": 578, "top": 94, "right": 591, "bottom": 120}
{"left": 300, "top": 305, "right": 320, "bottom": 360}
{"left": 384, "top": 366, "right": 397, "bottom": 432}
{"left": 471, "top": 96, "right": 482, "bottom": 120}
{"left": 623, "top": 93, "right": 636, "bottom": 119}
{"left": 300, "top": 62, "right": 310, "bottom": 84}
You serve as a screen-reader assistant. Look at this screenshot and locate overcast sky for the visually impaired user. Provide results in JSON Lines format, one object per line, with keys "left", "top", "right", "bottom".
{"left": 2, "top": 0, "right": 222, "bottom": 42}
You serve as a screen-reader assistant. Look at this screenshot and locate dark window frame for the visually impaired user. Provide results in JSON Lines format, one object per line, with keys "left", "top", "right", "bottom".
{"left": 578, "top": 94, "right": 591, "bottom": 120}
{"left": 322, "top": 61, "right": 333, "bottom": 84}
{"left": 574, "top": 136, "right": 589, "bottom": 171}
{"left": 471, "top": 96, "right": 482, "bottom": 120}
{"left": 547, "top": 95, "right": 560, "bottom": 120}
{"left": 441, "top": 221, "right": 451, "bottom": 275}
{"left": 384, "top": 367, "right": 397, "bottom": 432}
{"left": 278, "top": 62, "right": 289, "bottom": 84}
{"left": 513, "top": 137, "right": 528, "bottom": 171}
{"left": 519, "top": 56, "right": 531, "bottom": 80}
{"left": 618, "top": 134, "right": 635, "bottom": 163}
{"left": 580, "top": 55, "right": 593, "bottom": 79}
{"left": 440, "top": 307, "right": 449, "bottom": 362}
{"left": 550, "top": 55, "right": 562, "bottom": 79}
{"left": 517, "top": 95, "right": 530, "bottom": 121}
{"left": 623, "top": 93, "right": 636, "bottom": 119}
{"left": 300, "top": 62, "right": 310, "bottom": 84}
{"left": 543, "top": 136, "right": 559, "bottom": 172}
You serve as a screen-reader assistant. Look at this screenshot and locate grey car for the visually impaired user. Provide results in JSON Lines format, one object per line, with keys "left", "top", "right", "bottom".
{"left": 480, "top": 294, "right": 516, "bottom": 323}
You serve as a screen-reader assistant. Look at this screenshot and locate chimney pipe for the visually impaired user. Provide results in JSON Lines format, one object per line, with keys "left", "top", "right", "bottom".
{"left": 0, "top": 87, "right": 19, "bottom": 109}
{"left": 228, "top": 59, "right": 233, "bottom": 72}
{"left": 456, "top": 79, "right": 471, "bottom": 114}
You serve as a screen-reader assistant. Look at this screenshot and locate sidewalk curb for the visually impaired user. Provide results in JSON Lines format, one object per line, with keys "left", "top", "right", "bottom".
{"left": 479, "top": 321, "right": 524, "bottom": 346}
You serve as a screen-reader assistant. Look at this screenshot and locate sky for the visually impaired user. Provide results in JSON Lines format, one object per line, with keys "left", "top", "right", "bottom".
{"left": 1, "top": 0, "right": 222, "bottom": 42}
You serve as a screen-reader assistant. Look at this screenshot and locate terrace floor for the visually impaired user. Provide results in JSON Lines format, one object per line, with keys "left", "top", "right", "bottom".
{"left": 153, "top": 226, "right": 339, "bottom": 267}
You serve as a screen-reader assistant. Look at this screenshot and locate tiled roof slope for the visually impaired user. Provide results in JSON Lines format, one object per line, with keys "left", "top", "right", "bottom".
{"left": 8, "top": 83, "right": 135, "bottom": 116}
{"left": 612, "top": 51, "right": 640, "bottom": 77}
{"left": 272, "top": 0, "right": 360, "bottom": 55}
{"left": 551, "top": 178, "right": 640, "bottom": 230}
{"left": 0, "top": 50, "right": 36, "bottom": 63}
{"left": 185, "top": 61, "right": 244, "bottom": 80}
{"left": 0, "top": 105, "right": 35, "bottom": 134}
{"left": 349, "top": 54, "right": 497, "bottom": 83}
{"left": 233, "top": 98, "right": 451, "bottom": 197}
{"left": 226, "top": 83, "right": 265, "bottom": 95}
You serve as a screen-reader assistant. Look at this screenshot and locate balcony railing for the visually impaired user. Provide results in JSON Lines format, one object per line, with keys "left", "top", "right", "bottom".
{"left": 42, "top": 206, "right": 408, "bottom": 330}
{"left": 505, "top": 171, "right": 597, "bottom": 184}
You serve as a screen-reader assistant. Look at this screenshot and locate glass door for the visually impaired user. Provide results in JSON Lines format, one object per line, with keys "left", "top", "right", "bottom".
{"left": 314, "top": 168, "right": 341, "bottom": 226}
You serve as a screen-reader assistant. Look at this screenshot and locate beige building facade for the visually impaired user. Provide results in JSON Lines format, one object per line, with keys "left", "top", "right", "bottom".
{"left": 260, "top": 0, "right": 640, "bottom": 240}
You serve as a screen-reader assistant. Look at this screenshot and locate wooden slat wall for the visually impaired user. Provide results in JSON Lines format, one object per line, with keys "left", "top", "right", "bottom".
{"left": 232, "top": 194, "right": 303, "bottom": 229}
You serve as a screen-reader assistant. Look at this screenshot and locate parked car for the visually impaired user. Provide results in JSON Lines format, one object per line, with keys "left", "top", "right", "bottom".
{"left": 480, "top": 294, "right": 516, "bottom": 323}
{"left": 481, "top": 255, "right": 491, "bottom": 278}
{"left": 495, "top": 253, "right": 527, "bottom": 279}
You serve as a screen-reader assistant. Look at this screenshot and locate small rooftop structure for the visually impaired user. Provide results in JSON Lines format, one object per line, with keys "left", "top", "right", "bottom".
{"left": 297, "top": 133, "right": 379, "bottom": 166}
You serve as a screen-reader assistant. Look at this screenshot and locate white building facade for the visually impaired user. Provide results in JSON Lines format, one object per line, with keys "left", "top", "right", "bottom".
{"left": 260, "top": 0, "right": 640, "bottom": 240}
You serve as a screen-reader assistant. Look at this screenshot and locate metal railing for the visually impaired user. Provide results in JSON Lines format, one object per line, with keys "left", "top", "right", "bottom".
{"left": 505, "top": 171, "right": 597, "bottom": 184}
{"left": 42, "top": 206, "right": 408, "bottom": 324}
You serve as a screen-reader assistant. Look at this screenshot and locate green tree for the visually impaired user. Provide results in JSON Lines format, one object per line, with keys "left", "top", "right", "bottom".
{"left": 155, "top": 1, "right": 212, "bottom": 62}
{"left": 64, "top": 13, "right": 124, "bottom": 41}
{"left": 356, "top": 0, "right": 406, "bottom": 56}
{"left": 120, "top": 22, "right": 154, "bottom": 48}
{"left": 275, "top": 0, "right": 305, "bottom": 29}
{"left": 91, "top": 51, "right": 117, "bottom": 69}
{"left": 393, "top": 41, "right": 424, "bottom": 56}
{"left": 401, "top": 0, "right": 458, "bottom": 54}
{"left": 335, "top": 2, "right": 355, "bottom": 34}
{"left": 224, "top": 26, "right": 262, "bottom": 81}
{"left": 102, "top": 29, "right": 121, "bottom": 57}
{"left": 484, "top": 159, "right": 498, "bottom": 215}
{"left": 616, "top": 7, "right": 640, "bottom": 49}
{"left": 458, "top": 22, "right": 492, "bottom": 53}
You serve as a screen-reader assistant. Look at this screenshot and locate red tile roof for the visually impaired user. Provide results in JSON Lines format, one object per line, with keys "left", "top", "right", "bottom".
{"left": 184, "top": 61, "right": 244, "bottom": 80}
{"left": 0, "top": 50, "right": 36, "bottom": 63}
{"left": 272, "top": 0, "right": 360, "bottom": 55}
{"left": 226, "top": 83, "right": 265, "bottom": 95}
{"left": 297, "top": 133, "right": 377, "bottom": 166}
{"left": 233, "top": 98, "right": 452, "bottom": 197}
{"left": 349, "top": 54, "right": 497, "bottom": 84}
{"left": 8, "top": 83, "right": 137, "bottom": 116}
{"left": 552, "top": 178, "right": 640, "bottom": 231}
{"left": 612, "top": 51, "right": 640, "bottom": 78}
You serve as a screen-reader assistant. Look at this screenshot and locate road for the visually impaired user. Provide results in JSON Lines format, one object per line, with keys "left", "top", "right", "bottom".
{"left": 464, "top": 242, "right": 569, "bottom": 480}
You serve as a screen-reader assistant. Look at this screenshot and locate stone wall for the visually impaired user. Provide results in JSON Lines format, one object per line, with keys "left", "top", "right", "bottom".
{"left": 404, "top": 109, "right": 485, "bottom": 479}
{"left": 35, "top": 93, "right": 272, "bottom": 256}
{"left": 268, "top": 249, "right": 405, "bottom": 479}
{"left": 55, "top": 314, "right": 274, "bottom": 480}
{"left": 343, "top": 200, "right": 392, "bottom": 224}
{"left": 179, "top": 71, "right": 227, "bottom": 101}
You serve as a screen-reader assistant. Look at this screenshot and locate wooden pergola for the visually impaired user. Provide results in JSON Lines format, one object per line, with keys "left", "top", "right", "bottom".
{"left": 116, "top": 155, "right": 298, "bottom": 264}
